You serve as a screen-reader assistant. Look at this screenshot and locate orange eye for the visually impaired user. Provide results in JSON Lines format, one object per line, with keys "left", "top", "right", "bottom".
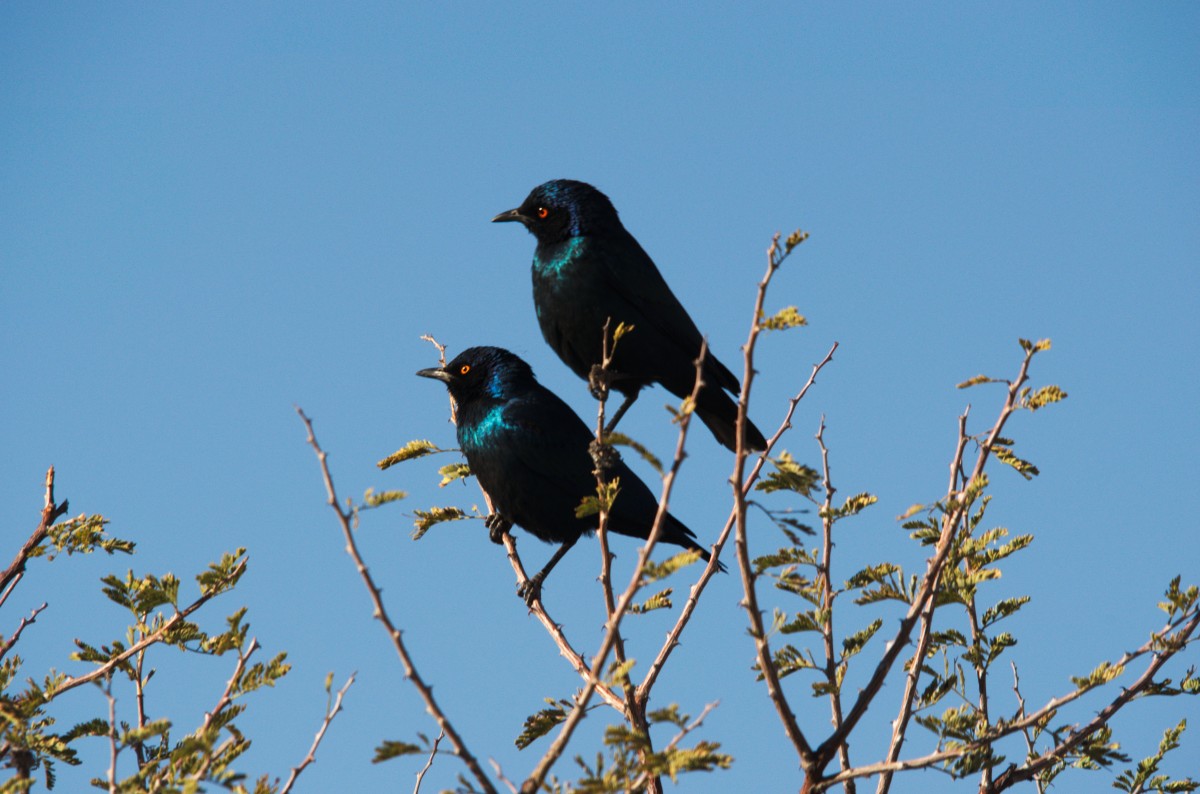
{"left": 459, "top": 364, "right": 471, "bottom": 375}
{"left": 536, "top": 207, "right": 549, "bottom": 219}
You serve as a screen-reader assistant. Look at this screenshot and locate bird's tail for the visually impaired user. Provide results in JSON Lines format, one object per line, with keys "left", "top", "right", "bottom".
{"left": 661, "top": 516, "right": 728, "bottom": 574}
{"left": 695, "top": 388, "right": 767, "bottom": 453}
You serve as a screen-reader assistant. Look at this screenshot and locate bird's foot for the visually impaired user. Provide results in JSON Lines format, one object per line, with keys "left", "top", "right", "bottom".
{"left": 589, "top": 439, "right": 622, "bottom": 473}
{"left": 588, "top": 364, "right": 611, "bottom": 402}
{"left": 517, "top": 573, "right": 545, "bottom": 607}
{"left": 485, "top": 513, "right": 512, "bottom": 545}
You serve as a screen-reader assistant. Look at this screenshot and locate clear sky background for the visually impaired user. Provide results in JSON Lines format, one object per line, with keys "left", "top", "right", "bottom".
{"left": 3, "top": 3, "right": 1198, "bottom": 792}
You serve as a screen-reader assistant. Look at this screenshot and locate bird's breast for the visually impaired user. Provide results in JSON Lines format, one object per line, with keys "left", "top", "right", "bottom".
{"left": 458, "top": 404, "right": 512, "bottom": 452}
{"left": 533, "top": 236, "right": 587, "bottom": 282}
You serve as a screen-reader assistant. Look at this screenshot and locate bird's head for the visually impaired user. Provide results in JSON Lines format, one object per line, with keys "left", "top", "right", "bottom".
{"left": 416, "top": 346, "right": 536, "bottom": 404}
{"left": 492, "top": 179, "right": 621, "bottom": 243}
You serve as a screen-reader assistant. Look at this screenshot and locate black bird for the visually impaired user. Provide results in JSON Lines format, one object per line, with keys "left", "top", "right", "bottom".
{"left": 492, "top": 179, "right": 767, "bottom": 452}
{"left": 417, "top": 346, "right": 718, "bottom": 604}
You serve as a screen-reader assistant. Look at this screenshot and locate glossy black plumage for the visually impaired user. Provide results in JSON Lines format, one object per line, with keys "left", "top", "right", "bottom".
{"left": 417, "top": 346, "right": 717, "bottom": 603}
{"left": 493, "top": 179, "right": 767, "bottom": 452}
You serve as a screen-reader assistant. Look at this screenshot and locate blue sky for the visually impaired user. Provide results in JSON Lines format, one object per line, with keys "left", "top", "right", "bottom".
{"left": 2, "top": 3, "right": 1197, "bottom": 791}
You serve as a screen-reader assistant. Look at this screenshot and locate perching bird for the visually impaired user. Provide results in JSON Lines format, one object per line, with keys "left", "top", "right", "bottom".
{"left": 493, "top": 179, "right": 767, "bottom": 452}
{"left": 417, "top": 346, "right": 718, "bottom": 604}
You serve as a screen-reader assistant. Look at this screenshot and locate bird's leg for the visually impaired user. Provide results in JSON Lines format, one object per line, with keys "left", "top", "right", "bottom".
{"left": 517, "top": 535, "right": 579, "bottom": 607}
{"left": 484, "top": 513, "right": 512, "bottom": 545}
{"left": 603, "top": 391, "right": 638, "bottom": 435}
{"left": 588, "top": 363, "right": 611, "bottom": 402}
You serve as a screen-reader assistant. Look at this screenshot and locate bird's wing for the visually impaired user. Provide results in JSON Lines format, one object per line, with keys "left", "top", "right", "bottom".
{"left": 590, "top": 233, "right": 741, "bottom": 392}
{"left": 500, "top": 389, "right": 602, "bottom": 507}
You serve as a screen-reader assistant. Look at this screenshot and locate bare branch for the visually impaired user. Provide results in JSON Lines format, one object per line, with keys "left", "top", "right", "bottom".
{"left": 0, "top": 467, "right": 70, "bottom": 602}
{"left": 0, "top": 603, "right": 47, "bottom": 663}
{"left": 481, "top": 482, "right": 624, "bottom": 714}
{"left": 297, "top": 407, "right": 497, "bottom": 794}
{"left": 815, "top": 419, "right": 854, "bottom": 793}
{"left": 732, "top": 232, "right": 819, "bottom": 770}
{"left": 877, "top": 409, "right": 971, "bottom": 794}
{"left": 280, "top": 673, "right": 355, "bottom": 794}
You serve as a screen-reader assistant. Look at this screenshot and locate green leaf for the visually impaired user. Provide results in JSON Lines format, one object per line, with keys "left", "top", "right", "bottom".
{"left": 1072, "top": 661, "right": 1125, "bottom": 692}
{"left": 412, "top": 506, "right": 468, "bottom": 539}
{"left": 363, "top": 488, "right": 407, "bottom": 508}
{"left": 377, "top": 440, "right": 441, "bottom": 470}
{"left": 372, "top": 740, "right": 425, "bottom": 763}
{"left": 784, "top": 228, "right": 809, "bottom": 254}
{"left": 628, "top": 588, "right": 673, "bottom": 615}
{"left": 993, "top": 446, "right": 1040, "bottom": 479}
{"left": 957, "top": 375, "right": 1003, "bottom": 389}
{"left": 1019, "top": 337, "right": 1052, "bottom": 353}
{"left": 754, "top": 547, "right": 819, "bottom": 574}
{"left": 437, "top": 462, "right": 472, "bottom": 487}
{"left": 841, "top": 619, "right": 883, "bottom": 660}
{"left": 515, "top": 700, "right": 569, "bottom": 750}
{"left": 755, "top": 451, "right": 820, "bottom": 496}
{"left": 760, "top": 306, "right": 808, "bottom": 332}
{"left": 604, "top": 432, "right": 663, "bottom": 475}
{"left": 757, "top": 644, "right": 816, "bottom": 680}
{"left": 576, "top": 478, "right": 621, "bottom": 518}
{"left": 1025, "top": 384, "right": 1068, "bottom": 411}
{"left": 981, "top": 596, "right": 1031, "bottom": 628}
{"left": 642, "top": 549, "right": 702, "bottom": 582}
{"left": 821, "top": 492, "right": 877, "bottom": 520}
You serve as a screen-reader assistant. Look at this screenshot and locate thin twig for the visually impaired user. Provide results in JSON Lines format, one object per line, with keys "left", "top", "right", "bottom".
{"left": 297, "top": 407, "right": 497, "bottom": 794}
{"left": 812, "top": 602, "right": 1200, "bottom": 791}
{"left": 0, "top": 467, "right": 70, "bottom": 600}
{"left": 104, "top": 677, "right": 119, "bottom": 794}
{"left": 53, "top": 560, "right": 247, "bottom": 698}
{"left": 495, "top": 530, "right": 624, "bottom": 712}
{"left": 488, "top": 754, "right": 519, "bottom": 794}
{"left": 733, "top": 233, "right": 818, "bottom": 770}
{"left": 877, "top": 409, "right": 972, "bottom": 794}
{"left": 280, "top": 673, "right": 356, "bottom": 794}
{"left": 593, "top": 318, "right": 661, "bottom": 794}
{"left": 638, "top": 340, "right": 837, "bottom": 704}
{"left": 814, "top": 419, "right": 854, "bottom": 793}
{"left": 627, "top": 700, "right": 722, "bottom": 791}
{"left": 817, "top": 346, "right": 1040, "bottom": 777}
{"left": 520, "top": 350, "right": 704, "bottom": 794}
{"left": 0, "top": 603, "right": 47, "bottom": 662}
{"left": 202, "top": 639, "right": 258, "bottom": 735}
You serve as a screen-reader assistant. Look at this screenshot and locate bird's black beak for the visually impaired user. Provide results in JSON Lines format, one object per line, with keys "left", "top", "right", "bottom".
{"left": 416, "top": 367, "right": 452, "bottom": 383}
{"left": 491, "top": 207, "right": 526, "bottom": 224}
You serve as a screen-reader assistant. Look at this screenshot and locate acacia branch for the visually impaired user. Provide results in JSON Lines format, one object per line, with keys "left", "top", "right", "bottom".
{"left": 53, "top": 559, "right": 247, "bottom": 698}
{"left": 0, "top": 603, "right": 47, "bottom": 663}
{"left": 520, "top": 351, "right": 702, "bottom": 794}
{"left": 297, "top": 408, "right": 497, "bottom": 794}
{"left": 876, "top": 409, "right": 971, "bottom": 794}
{"left": 1, "top": 467, "right": 70, "bottom": 602}
{"left": 279, "top": 673, "right": 356, "bottom": 794}
{"left": 815, "top": 591, "right": 1200, "bottom": 791}
{"left": 816, "top": 346, "right": 1040, "bottom": 774}
{"left": 992, "top": 604, "right": 1200, "bottom": 790}
{"left": 814, "top": 419, "right": 854, "bottom": 791}
{"left": 494, "top": 529, "right": 623, "bottom": 712}
{"left": 733, "top": 233, "right": 818, "bottom": 769}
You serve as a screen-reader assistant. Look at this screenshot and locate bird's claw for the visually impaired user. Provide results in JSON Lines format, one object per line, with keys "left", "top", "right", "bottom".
{"left": 589, "top": 439, "right": 621, "bottom": 473}
{"left": 588, "top": 364, "right": 611, "bottom": 401}
{"left": 517, "top": 574, "right": 544, "bottom": 607}
{"left": 485, "top": 513, "right": 512, "bottom": 545}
